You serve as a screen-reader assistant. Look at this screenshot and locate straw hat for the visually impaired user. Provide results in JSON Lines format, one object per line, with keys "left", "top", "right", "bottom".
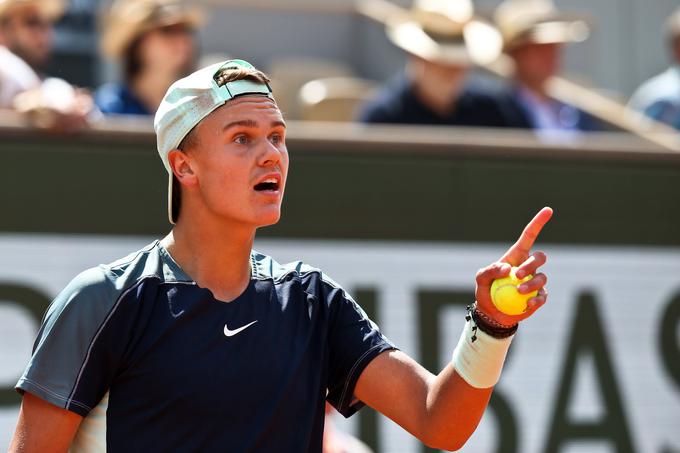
{"left": 384, "top": 0, "right": 503, "bottom": 66}
{"left": 101, "top": 0, "right": 203, "bottom": 59}
{"left": 0, "top": 0, "right": 65, "bottom": 21}
{"left": 494, "top": 0, "right": 589, "bottom": 51}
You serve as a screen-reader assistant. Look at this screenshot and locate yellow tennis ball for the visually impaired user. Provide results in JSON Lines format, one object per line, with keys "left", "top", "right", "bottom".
{"left": 490, "top": 267, "right": 538, "bottom": 315}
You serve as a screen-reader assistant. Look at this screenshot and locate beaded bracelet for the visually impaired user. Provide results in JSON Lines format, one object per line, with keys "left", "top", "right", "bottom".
{"left": 466, "top": 304, "right": 518, "bottom": 342}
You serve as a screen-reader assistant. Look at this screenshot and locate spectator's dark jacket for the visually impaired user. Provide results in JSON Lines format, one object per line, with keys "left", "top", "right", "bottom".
{"left": 490, "top": 86, "right": 604, "bottom": 131}
{"left": 95, "top": 83, "right": 151, "bottom": 116}
{"left": 357, "top": 73, "right": 508, "bottom": 127}
{"left": 358, "top": 73, "right": 604, "bottom": 132}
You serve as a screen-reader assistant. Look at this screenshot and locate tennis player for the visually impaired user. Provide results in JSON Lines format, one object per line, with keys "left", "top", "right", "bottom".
{"left": 10, "top": 59, "right": 551, "bottom": 452}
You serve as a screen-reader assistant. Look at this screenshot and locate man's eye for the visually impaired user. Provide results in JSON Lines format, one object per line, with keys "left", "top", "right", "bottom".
{"left": 270, "top": 133, "right": 283, "bottom": 145}
{"left": 234, "top": 135, "right": 248, "bottom": 145}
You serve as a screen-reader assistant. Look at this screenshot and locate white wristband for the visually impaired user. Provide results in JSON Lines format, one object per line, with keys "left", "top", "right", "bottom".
{"left": 451, "top": 319, "right": 515, "bottom": 389}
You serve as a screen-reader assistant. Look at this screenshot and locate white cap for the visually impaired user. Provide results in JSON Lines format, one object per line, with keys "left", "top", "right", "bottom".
{"left": 153, "top": 59, "right": 273, "bottom": 224}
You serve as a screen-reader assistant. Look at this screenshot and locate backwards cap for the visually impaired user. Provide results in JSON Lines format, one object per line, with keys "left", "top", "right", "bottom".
{"left": 154, "top": 59, "right": 274, "bottom": 224}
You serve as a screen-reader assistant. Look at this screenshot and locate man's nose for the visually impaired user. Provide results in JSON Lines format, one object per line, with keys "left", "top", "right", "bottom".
{"left": 258, "top": 140, "right": 282, "bottom": 167}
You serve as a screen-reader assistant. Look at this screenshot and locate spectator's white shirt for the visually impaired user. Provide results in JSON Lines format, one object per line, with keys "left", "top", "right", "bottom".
{"left": 0, "top": 45, "right": 41, "bottom": 108}
{"left": 628, "top": 65, "right": 680, "bottom": 129}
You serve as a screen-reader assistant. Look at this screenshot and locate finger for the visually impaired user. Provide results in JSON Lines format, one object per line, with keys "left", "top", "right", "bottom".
{"left": 526, "top": 287, "right": 548, "bottom": 311}
{"left": 502, "top": 207, "right": 553, "bottom": 263}
{"left": 518, "top": 273, "right": 547, "bottom": 294}
{"left": 515, "top": 251, "right": 547, "bottom": 279}
{"left": 475, "top": 262, "right": 512, "bottom": 286}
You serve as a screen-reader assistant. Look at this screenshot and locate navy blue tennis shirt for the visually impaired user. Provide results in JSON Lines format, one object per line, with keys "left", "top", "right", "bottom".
{"left": 17, "top": 241, "right": 396, "bottom": 452}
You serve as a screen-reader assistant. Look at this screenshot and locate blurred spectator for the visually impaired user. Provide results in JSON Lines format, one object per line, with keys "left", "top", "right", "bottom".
{"left": 492, "top": 0, "right": 602, "bottom": 136}
{"left": 357, "top": 0, "right": 507, "bottom": 127}
{"left": 323, "top": 403, "right": 373, "bottom": 453}
{"left": 0, "top": 0, "right": 93, "bottom": 131}
{"left": 96, "top": 0, "right": 202, "bottom": 115}
{"left": 628, "top": 7, "right": 680, "bottom": 130}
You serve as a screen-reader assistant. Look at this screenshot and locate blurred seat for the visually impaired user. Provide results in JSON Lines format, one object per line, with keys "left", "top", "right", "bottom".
{"left": 298, "top": 77, "right": 378, "bottom": 122}
{"left": 268, "top": 57, "right": 354, "bottom": 119}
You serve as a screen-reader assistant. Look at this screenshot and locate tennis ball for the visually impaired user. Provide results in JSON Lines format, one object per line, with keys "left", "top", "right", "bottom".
{"left": 490, "top": 267, "right": 538, "bottom": 315}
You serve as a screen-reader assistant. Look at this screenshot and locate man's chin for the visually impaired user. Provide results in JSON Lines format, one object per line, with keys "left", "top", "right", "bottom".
{"left": 256, "top": 217, "right": 281, "bottom": 229}
{"left": 20, "top": 54, "right": 49, "bottom": 72}
{"left": 252, "top": 210, "right": 282, "bottom": 229}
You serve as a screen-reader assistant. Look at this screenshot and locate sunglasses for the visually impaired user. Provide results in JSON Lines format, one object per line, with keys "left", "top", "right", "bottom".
{"left": 157, "top": 23, "right": 193, "bottom": 35}
{"left": 18, "top": 15, "right": 50, "bottom": 30}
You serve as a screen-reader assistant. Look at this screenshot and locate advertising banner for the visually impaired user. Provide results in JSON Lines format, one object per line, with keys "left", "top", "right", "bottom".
{"left": 1, "top": 235, "right": 678, "bottom": 452}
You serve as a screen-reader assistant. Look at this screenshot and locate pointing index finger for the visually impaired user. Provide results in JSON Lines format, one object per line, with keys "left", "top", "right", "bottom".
{"left": 503, "top": 207, "right": 553, "bottom": 263}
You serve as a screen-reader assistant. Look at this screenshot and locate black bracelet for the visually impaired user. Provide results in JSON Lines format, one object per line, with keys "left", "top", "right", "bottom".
{"left": 465, "top": 304, "right": 518, "bottom": 342}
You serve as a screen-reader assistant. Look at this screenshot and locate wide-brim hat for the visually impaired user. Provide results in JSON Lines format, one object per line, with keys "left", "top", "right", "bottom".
{"left": 382, "top": 0, "right": 503, "bottom": 66}
{"left": 0, "top": 0, "right": 65, "bottom": 21}
{"left": 494, "top": 0, "right": 590, "bottom": 51}
{"left": 102, "top": 0, "right": 203, "bottom": 60}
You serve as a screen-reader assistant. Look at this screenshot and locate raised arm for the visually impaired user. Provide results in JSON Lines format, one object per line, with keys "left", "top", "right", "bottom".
{"left": 9, "top": 392, "right": 82, "bottom": 453}
{"left": 355, "top": 207, "right": 553, "bottom": 451}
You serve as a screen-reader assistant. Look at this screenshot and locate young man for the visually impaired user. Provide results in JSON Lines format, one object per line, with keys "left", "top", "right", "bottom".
{"left": 10, "top": 59, "right": 551, "bottom": 452}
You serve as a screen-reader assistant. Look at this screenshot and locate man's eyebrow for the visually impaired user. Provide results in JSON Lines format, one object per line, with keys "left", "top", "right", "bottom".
{"left": 222, "top": 119, "right": 286, "bottom": 131}
{"left": 223, "top": 119, "right": 257, "bottom": 132}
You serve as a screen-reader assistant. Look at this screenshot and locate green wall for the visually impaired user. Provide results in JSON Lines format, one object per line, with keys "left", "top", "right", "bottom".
{"left": 1, "top": 124, "right": 678, "bottom": 245}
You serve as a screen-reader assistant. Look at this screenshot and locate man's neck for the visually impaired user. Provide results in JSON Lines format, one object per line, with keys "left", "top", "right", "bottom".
{"left": 407, "top": 65, "right": 465, "bottom": 117}
{"left": 161, "top": 219, "right": 255, "bottom": 303}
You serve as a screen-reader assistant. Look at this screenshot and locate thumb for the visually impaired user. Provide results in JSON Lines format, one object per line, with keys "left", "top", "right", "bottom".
{"left": 475, "top": 262, "right": 512, "bottom": 287}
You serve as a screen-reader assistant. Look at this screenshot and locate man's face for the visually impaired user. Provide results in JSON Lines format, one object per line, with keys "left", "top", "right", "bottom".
{"left": 672, "top": 36, "right": 680, "bottom": 65}
{"left": 510, "top": 42, "right": 562, "bottom": 85}
{"left": 138, "top": 22, "right": 196, "bottom": 76}
{"left": 177, "top": 96, "right": 288, "bottom": 228}
{"left": 0, "top": 4, "right": 54, "bottom": 70}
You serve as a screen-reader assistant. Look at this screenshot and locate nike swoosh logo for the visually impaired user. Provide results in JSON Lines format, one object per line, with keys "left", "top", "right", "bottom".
{"left": 223, "top": 320, "right": 258, "bottom": 337}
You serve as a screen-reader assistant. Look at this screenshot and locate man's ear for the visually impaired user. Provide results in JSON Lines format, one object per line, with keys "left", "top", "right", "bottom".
{"left": 168, "top": 149, "right": 198, "bottom": 187}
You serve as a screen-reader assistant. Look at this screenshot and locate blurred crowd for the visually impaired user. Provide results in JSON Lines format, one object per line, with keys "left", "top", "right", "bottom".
{"left": 1, "top": 0, "right": 680, "bottom": 142}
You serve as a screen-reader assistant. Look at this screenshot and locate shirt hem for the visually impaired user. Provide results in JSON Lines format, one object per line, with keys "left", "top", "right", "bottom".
{"left": 16, "top": 377, "right": 91, "bottom": 417}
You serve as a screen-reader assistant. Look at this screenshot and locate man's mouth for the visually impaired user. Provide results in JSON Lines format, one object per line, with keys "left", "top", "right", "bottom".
{"left": 254, "top": 177, "right": 280, "bottom": 192}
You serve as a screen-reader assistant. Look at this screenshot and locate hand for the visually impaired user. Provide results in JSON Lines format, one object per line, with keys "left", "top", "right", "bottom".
{"left": 474, "top": 207, "right": 553, "bottom": 327}
{"left": 13, "top": 81, "right": 94, "bottom": 134}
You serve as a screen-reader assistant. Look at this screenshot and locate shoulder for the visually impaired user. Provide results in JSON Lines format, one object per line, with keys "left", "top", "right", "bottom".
{"left": 630, "top": 67, "right": 680, "bottom": 109}
{"left": 94, "top": 83, "right": 126, "bottom": 114}
{"left": 251, "top": 251, "right": 351, "bottom": 301}
{"left": 44, "top": 241, "right": 175, "bottom": 323}
{"left": 0, "top": 46, "right": 39, "bottom": 80}
{"left": 94, "top": 83, "right": 148, "bottom": 115}
{"left": 0, "top": 46, "right": 41, "bottom": 106}
{"left": 357, "top": 73, "right": 412, "bottom": 123}
{"left": 457, "top": 78, "right": 528, "bottom": 127}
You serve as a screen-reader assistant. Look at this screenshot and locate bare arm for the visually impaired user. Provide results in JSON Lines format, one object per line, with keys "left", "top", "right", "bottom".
{"left": 355, "top": 208, "right": 553, "bottom": 451}
{"left": 355, "top": 350, "right": 491, "bottom": 451}
{"left": 9, "top": 392, "right": 82, "bottom": 453}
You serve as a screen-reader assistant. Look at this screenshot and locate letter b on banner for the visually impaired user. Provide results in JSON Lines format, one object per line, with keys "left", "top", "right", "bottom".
{"left": 419, "top": 290, "right": 519, "bottom": 453}
{"left": 0, "top": 283, "right": 50, "bottom": 407}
